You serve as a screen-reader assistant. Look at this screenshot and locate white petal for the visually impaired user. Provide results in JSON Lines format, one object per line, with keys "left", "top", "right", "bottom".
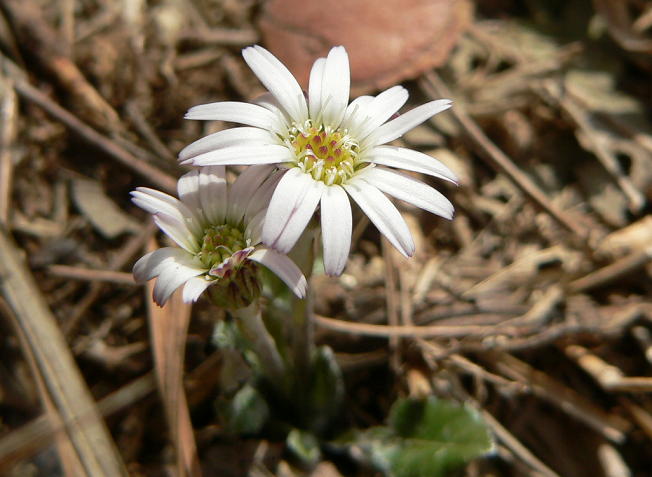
{"left": 243, "top": 169, "right": 284, "bottom": 224}
{"left": 242, "top": 45, "right": 308, "bottom": 123}
{"left": 245, "top": 208, "right": 266, "bottom": 245}
{"left": 228, "top": 165, "right": 276, "bottom": 224}
{"left": 186, "top": 144, "right": 292, "bottom": 167}
{"left": 185, "top": 101, "right": 278, "bottom": 130}
{"left": 370, "top": 99, "right": 452, "bottom": 145}
{"left": 367, "top": 145, "right": 458, "bottom": 183}
{"left": 308, "top": 57, "right": 326, "bottom": 121}
{"left": 320, "top": 185, "right": 351, "bottom": 276}
{"left": 131, "top": 188, "right": 202, "bottom": 238}
{"left": 179, "top": 127, "right": 277, "bottom": 162}
{"left": 262, "top": 168, "right": 324, "bottom": 253}
{"left": 153, "top": 259, "right": 205, "bottom": 306}
{"left": 177, "top": 169, "right": 201, "bottom": 214}
{"left": 357, "top": 167, "right": 454, "bottom": 219}
{"left": 343, "top": 179, "right": 415, "bottom": 257}
{"left": 198, "top": 166, "right": 228, "bottom": 225}
{"left": 152, "top": 213, "right": 199, "bottom": 253}
{"left": 253, "top": 92, "right": 292, "bottom": 126}
{"left": 182, "top": 276, "right": 212, "bottom": 303}
{"left": 340, "top": 95, "right": 374, "bottom": 133}
{"left": 320, "top": 46, "right": 350, "bottom": 128}
{"left": 355, "top": 86, "right": 409, "bottom": 141}
{"left": 249, "top": 248, "right": 307, "bottom": 298}
{"left": 133, "top": 247, "right": 189, "bottom": 282}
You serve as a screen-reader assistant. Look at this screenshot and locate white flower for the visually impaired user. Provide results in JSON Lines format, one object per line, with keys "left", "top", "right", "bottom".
{"left": 180, "top": 45, "right": 457, "bottom": 276}
{"left": 132, "top": 165, "right": 307, "bottom": 307}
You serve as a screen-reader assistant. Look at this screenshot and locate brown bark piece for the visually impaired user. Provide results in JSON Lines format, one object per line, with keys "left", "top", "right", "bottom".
{"left": 258, "top": 0, "right": 473, "bottom": 95}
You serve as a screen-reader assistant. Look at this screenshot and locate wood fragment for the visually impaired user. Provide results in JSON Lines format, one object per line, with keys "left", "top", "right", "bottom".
{"left": 0, "top": 74, "right": 16, "bottom": 225}
{"left": 488, "top": 352, "right": 630, "bottom": 443}
{"left": 9, "top": 76, "right": 177, "bottom": 194}
{"left": 567, "top": 246, "right": 652, "bottom": 293}
{"left": 0, "top": 227, "right": 128, "bottom": 476}
{"left": 1, "top": 0, "right": 122, "bottom": 131}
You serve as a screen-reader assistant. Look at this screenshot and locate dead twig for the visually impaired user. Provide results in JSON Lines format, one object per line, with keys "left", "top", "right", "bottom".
{"left": 420, "top": 71, "right": 587, "bottom": 240}
{"left": 0, "top": 226, "right": 128, "bottom": 476}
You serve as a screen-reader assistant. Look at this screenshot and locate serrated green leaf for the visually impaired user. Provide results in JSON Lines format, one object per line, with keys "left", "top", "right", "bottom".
{"left": 353, "top": 397, "right": 494, "bottom": 477}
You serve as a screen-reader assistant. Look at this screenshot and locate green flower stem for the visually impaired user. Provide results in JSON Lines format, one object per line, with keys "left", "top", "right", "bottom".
{"left": 288, "top": 225, "right": 317, "bottom": 378}
{"left": 235, "top": 302, "right": 286, "bottom": 386}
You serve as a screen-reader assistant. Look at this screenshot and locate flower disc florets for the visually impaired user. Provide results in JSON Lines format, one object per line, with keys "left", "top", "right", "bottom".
{"left": 181, "top": 45, "right": 458, "bottom": 277}
{"left": 287, "top": 122, "right": 360, "bottom": 186}
{"left": 131, "top": 166, "right": 307, "bottom": 307}
{"left": 198, "top": 224, "right": 249, "bottom": 271}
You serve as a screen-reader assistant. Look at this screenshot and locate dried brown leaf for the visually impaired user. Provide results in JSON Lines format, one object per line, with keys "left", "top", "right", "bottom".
{"left": 145, "top": 239, "right": 201, "bottom": 477}
{"left": 258, "top": 0, "right": 473, "bottom": 94}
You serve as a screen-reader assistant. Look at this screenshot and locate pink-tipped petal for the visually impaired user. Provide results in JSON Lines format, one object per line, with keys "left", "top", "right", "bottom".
{"left": 320, "top": 185, "right": 352, "bottom": 276}
{"left": 249, "top": 248, "right": 307, "bottom": 298}
{"left": 262, "top": 168, "right": 324, "bottom": 254}
{"left": 343, "top": 178, "right": 415, "bottom": 257}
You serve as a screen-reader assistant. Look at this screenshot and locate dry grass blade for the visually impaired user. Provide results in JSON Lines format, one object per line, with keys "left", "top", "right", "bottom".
{"left": 0, "top": 227, "right": 127, "bottom": 476}
{"left": 0, "top": 73, "right": 16, "bottom": 225}
{"left": 0, "top": 373, "right": 155, "bottom": 473}
{"left": 145, "top": 239, "right": 201, "bottom": 477}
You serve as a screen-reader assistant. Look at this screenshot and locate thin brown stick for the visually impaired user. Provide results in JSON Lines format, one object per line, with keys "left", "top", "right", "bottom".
{"left": 420, "top": 71, "right": 587, "bottom": 239}
{"left": 12, "top": 78, "right": 177, "bottom": 194}
{"left": 315, "top": 313, "right": 526, "bottom": 338}
{"left": 0, "top": 227, "right": 128, "bottom": 476}
{"left": 568, "top": 245, "right": 652, "bottom": 293}
{"left": 0, "top": 75, "right": 17, "bottom": 225}
{"left": 63, "top": 221, "right": 158, "bottom": 335}
{"left": 48, "top": 265, "right": 136, "bottom": 285}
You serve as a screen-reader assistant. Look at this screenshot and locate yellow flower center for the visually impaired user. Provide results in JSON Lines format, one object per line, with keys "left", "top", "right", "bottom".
{"left": 288, "top": 125, "right": 360, "bottom": 185}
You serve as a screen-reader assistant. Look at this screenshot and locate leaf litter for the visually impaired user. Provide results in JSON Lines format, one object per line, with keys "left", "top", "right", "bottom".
{"left": 0, "top": 0, "right": 652, "bottom": 476}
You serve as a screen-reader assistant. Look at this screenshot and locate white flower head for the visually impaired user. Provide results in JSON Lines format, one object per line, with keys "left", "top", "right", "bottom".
{"left": 180, "top": 45, "right": 457, "bottom": 276}
{"left": 132, "top": 165, "right": 307, "bottom": 307}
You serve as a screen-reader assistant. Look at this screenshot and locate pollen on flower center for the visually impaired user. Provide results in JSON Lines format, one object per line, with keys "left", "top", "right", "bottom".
{"left": 197, "top": 224, "right": 249, "bottom": 272}
{"left": 288, "top": 125, "right": 360, "bottom": 186}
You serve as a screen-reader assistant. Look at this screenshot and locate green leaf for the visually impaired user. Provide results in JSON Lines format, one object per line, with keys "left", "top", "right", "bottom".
{"left": 217, "top": 383, "right": 270, "bottom": 435}
{"left": 353, "top": 397, "right": 494, "bottom": 477}
{"left": 286, "top": 428, "right": 321, "bottom": 466}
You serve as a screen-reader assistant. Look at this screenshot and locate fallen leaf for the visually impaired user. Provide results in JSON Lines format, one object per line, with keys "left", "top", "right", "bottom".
{"left": 258, "top": 0, "right": 473, "bottom": 95}
{"left": 72, "top": 178, "right": 142, "bottom": 239}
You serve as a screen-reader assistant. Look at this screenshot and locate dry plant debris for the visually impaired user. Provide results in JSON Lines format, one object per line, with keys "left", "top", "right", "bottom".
{"left": 0, "top": 0, "right": 651, "bottom": 476}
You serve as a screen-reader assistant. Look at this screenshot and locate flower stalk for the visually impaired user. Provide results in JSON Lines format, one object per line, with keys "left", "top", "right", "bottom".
{"left": 234, "top": 302, "right": 287, "bottom": 387}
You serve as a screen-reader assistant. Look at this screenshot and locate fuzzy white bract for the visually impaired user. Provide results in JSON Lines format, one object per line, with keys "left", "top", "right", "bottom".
{"left": 132, "top": 166, "right": 307, "bottom": 307}
{"left": 180, "top": 45, "right": 457, "bottom": 276}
